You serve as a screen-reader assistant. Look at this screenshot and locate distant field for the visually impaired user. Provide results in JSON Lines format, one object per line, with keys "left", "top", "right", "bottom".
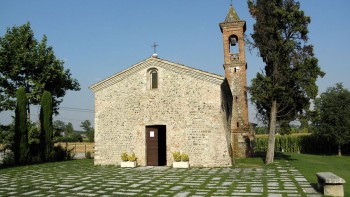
{"left": 55, "top": 142, "right": 94, "bottom": 154}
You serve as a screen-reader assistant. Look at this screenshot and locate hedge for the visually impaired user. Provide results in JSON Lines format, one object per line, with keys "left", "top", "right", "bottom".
{"left": 254, "top": 134, "right": 350, "bottom": 155}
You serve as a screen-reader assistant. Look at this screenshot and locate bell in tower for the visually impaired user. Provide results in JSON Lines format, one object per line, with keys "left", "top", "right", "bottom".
{"left": 230, "top": 36, "right": 238, "bottom": 46}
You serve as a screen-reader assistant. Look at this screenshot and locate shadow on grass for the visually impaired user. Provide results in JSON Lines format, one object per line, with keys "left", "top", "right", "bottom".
{"left": 310, "top": 183, "right": 320, "bottom": 193}
{"left": 253, "top": 152, "right": 298, "bottom": 163}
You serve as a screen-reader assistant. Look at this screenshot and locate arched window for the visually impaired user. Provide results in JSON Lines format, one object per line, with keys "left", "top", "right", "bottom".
{"left": 149, "top": 69, "right": 158, "bottom": 89}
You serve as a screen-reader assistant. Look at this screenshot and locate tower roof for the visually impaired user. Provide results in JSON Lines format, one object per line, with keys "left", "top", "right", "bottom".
{"left": 225, "top": 5, "right": 240, "bottom": 22}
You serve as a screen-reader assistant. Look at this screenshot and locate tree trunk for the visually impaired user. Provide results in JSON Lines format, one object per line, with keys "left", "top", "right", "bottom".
{"left": 27, "top": 103, "right": 30, "bottom": 123}
{"left": 338, "top": 145, "right": 342, "bottom": 156}
{"left": 266, "top": 100, "right": 277, "bottom": 164}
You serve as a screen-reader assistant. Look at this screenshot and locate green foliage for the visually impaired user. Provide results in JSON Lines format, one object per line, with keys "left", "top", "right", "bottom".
{"left": 0, "top": 123, "right": 14, "bottom": 152}
{"left": 128, "top": 152, "right": 137, "bottom": 162}
{"left": 28, "top": 122, "right": 41, "bottom": 158}
{"left": 86, "top": 151, "right": 93, "bottom": 159}
{"left": 40, "top": 91, "right": 54, "bottom": 161}
{"left": 14, "top": 87, "right": 29, "bottom": 164}
{"left": 279, "top": 121, "right": 291, "bottom": 135}
{"left": 254, "top": 134, "right": 350, "bottom": 155}
{"left": 52, "top": 144, "right": 75, "bottom": 161}
{"left": 248, "top": 0, "right": 324, "bottom": 163}
{"left": 313, "top": 83, "right": 350, "bottom": 155}
{"left": 181, "top": 153, "right": 189, "bottom": 162}
{"left": 55, "top": 133, "right": 83, "bottom": 142}
{"left": 298, "top": 128, "right": 309, "bottom": 134}
{"left": 80, "top": 120, "right": 94, "bottom": 142}
{"left": 173, "top": 151, "right": 181, "bottom": 162}
{"left": 248, "top": 0, "right": 324, "bottom": 124}
{"left": 121, "top": 152, "right": 128, "bottom": 161}
{"left": 255, "top": 134, "right": 303, "bottom": 153}
{"left": 254, "top": 135, "right": 268, "bottom": 153}
{"left": 52, "top": 121, "right": 82, "bottom": 142}
{"left": 0, "top": 22, "right": 80, "bottom": 113}
{"left": 54, "top": 122, "right": 82, "bottom": 142}
{"left": 53, "top": 120, "right": 65, "bottom": 142}
{"left": 254, "top": 126, "right": 267, "bottom": 135}
{"left": 28, "top": 123, "right": 40, "bottom": 145}
{"left": 2, "top": 150, "right": 15, "bottom": 166}
{"left": 66, "top": 122, "right": 74, "bottom": 135}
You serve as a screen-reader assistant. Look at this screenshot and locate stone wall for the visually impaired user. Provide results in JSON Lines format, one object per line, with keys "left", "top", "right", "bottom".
{"left": 92, "top": 58, "right": 232, "bottom": 167}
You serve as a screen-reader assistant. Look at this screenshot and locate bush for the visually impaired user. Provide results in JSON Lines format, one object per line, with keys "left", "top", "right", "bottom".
{"left": 52, "top": 144, "right": 75, "bottom": 161}
{"left": 128, "top": 152, "right": 137, "bottom": 162}
{"left": 121, "top": 152, "right": 128, "bottom": 161}
{"left": 1, "top": 150, "right": 15, "bottom": 166}
{"left": 254, "top": 134, "right": 350, "bottom": 155}
{"left": 173, "top": 151, "right": 181, "bottom": 162}
{"left": 86, "top": 151, "right": 93, "bottom": 159}
{"left": 181, "top": 153, "right": 189, "bottom": 162}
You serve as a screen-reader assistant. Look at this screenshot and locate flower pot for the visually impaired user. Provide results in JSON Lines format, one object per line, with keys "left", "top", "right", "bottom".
{"left": 173, "top": 161, "right": 189, "bottom": 168}
{"left": 121, "top": 161, "right": 137, "bottom": 168}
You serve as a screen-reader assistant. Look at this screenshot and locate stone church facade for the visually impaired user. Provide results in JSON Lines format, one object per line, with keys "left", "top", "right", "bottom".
{"left": 90, "top": 4, "right": 251, "bottom": 167}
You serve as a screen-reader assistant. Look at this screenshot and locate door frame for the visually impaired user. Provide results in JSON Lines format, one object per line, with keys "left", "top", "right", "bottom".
{"left": 145, "top": 125, "right": 166, "bottom": 166}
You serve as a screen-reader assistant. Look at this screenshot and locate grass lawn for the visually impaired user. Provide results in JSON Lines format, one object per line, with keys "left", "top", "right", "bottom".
{"left": 280, "top": 153, "right": 350, "bottom": 196}
{"left": 237, "top": 152, "right": 350, "bottom": 196}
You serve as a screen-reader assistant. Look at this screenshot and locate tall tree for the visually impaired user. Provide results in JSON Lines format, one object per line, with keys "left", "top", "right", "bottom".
{"left": 40, "top": 91, "right": 53, "bottom": 161}
{"left": 0, "top": 23, "right": 37, "bottom": 112}
{"left": 0, "top": 22, "right": 80, "bottom": 115}
{"left": 80, "top": 120, "right": 94, "bottom": 142}
{"left": 66, "top": 122, "right": 74, "bottom": 135}
{"left": 14, "top": 87, "right": 28, "bottom": 164}
{"left": 248, "top": 0, "right": 324, "bottom": 164}
{"left": 53, "top": 120, "right": 66, "bottom": 138}
{"left": 313, "top": 83, "right": 350, "bottom": 156}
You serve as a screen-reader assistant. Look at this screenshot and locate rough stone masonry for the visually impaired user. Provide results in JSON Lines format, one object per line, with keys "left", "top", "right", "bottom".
{"left": 90, "top": 3, "right": 252, "bottom": 167}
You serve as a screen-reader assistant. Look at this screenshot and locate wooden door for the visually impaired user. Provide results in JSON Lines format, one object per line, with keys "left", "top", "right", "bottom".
{"left": 146, "top": 127, "right": 158, "bottom": 166}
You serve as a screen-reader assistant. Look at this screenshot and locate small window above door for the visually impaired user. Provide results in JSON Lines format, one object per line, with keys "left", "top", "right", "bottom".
{"left": 148, "top": 68, "right": 158, "bottom": 90}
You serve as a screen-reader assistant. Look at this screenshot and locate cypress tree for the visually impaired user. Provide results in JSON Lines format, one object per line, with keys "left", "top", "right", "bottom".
{"left": 14, "top": 87, "right": 28, "bottom": 164}
{"left": 40, "top": 91, "right": 53, "bottom": 161}
{"left": 248, "top": 0, "right": 324, "bottom": 164}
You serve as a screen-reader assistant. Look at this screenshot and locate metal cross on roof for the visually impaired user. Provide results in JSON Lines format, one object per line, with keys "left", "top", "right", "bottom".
{"left": 151, "top": 42, "right": 159, "bottom": 53}
{"left": 230, "top": 0, "right": 233, "bottom": 6}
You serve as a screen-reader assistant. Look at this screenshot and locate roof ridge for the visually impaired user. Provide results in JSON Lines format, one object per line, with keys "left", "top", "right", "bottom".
{"left": 152, "top": 57, "right": 223, "bottom": 79}
{"left": 90, "top": 57, "right": 224, "bottom": 92}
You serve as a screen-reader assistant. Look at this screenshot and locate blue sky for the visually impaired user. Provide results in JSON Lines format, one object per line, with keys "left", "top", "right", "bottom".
{"left": 1, "top": 1, "right": 350, "bottom": 129}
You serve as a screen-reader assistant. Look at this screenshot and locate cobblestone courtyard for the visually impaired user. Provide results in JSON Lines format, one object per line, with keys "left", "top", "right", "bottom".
{"left": 0, "top": 159, "right": 321, "bottom": 197}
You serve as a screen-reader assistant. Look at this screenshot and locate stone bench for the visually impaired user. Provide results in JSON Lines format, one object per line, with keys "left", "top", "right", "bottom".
{"left": 316, "top": 172, "right": 346, "bottom": 197}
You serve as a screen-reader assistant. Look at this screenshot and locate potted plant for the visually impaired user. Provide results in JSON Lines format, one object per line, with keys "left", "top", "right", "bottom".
{"left": 172, "top": 152, "right": 189, "bottom": 168}
{"left": 120, "top": 152, "right": 137, "bottom": 168}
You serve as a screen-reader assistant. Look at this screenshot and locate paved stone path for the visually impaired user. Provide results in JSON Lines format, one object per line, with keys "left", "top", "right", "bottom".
{"left": 0, "top": 159, "right": 321, "bottom": 196}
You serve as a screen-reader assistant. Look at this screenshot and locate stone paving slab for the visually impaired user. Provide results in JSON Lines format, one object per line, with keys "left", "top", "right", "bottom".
{"left": 0, "top": 160, "right": 322, "bottom": 196}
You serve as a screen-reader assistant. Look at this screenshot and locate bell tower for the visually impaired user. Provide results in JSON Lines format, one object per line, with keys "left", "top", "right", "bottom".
{"left": 220, "top": 3, "right": 250, "bottom": 158}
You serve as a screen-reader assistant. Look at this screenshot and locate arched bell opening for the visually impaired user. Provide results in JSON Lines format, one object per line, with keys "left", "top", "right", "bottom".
{"left": 228, "top": 35, "right": 239, "bottom": 62}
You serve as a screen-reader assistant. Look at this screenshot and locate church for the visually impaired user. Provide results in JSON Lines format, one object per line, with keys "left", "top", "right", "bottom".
{"left": 90, "top": 4, "right": 252, "bottom": 167}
